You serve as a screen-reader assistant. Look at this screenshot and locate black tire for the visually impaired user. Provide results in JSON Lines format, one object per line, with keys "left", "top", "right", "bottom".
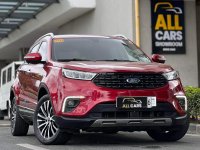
{"left": 33, "top": 95, "right": 72, "bottom": 145}
{"left": 11, "top": 98, "right": 29, "bottom": 136}
{"left": 147, "top": 119, "right": 189, "bottom": 142}
{"left": 103, "top": 130, "right": 118, "bottom": 134}
{"left": 0, "top": 110, "right": 4, "bottom": 120}
{"left": 7, "top": 102, "right": 11, "bottom": 120}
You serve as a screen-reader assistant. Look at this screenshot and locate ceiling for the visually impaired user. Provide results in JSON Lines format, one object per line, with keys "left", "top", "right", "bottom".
{"left": 0, "top": 0, "right": 96, "bottom": 60}
{"left": 0, "top": 0, "right": 58, "bottom": 40}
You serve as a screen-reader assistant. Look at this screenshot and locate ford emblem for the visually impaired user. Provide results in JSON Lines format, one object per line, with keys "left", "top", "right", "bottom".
{"left": 126, "top": 78, "right": 140, "bottom": 84}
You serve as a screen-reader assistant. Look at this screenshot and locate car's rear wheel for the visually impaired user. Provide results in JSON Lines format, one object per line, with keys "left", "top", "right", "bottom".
{"left": 33, "top": 95, "right": 72, "bottom": 145}
{"left": 0, "top": 109, "right": 4, "bottom": 120}
{"left": 147, "top": 119, "right": 189, "bottom": 142}
{"left": 11, "top": 98, "right": 29, "bottom": 136}
{"left": 7, "top": 102, "right": 11, "bottom": 120}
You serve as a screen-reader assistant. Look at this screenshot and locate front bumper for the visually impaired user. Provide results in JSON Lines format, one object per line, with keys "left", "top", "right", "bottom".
{"left": 54, "top": 114, "right": 188, "bottom": 131}
{"left": 54, "top": 101, "right": 188, "bottom": 131}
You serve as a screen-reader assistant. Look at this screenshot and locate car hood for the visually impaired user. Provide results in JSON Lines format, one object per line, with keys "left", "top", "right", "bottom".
{"left": 53, "top": 61, "right": 173, "bottom": 73}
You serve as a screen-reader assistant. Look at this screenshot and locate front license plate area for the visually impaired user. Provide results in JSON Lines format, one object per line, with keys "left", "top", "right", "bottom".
{"left": 116, "top": 97, "right": 156, "bottom": 109}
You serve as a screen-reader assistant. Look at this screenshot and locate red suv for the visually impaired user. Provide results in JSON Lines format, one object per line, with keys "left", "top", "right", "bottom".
{"left": 10, "top": 33, "right": 189, "bottom": 145}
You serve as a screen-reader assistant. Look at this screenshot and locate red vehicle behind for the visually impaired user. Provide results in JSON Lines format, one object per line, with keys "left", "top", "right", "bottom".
{"left": 10, "top": 33, "right": 189, "bottom": 145}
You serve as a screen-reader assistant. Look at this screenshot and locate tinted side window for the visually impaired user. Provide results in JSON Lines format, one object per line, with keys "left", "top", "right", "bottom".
{"left": 2, "top": 70, "right": 6, "bottom": 85}
{"left": 7, "top": 67, "right": 12, "bottom": 82}
{"left": 30, "top": 44, "right": 40, "bottom": 53}
{"left": 38, "top": 42, "right": 47, "bottom": 61}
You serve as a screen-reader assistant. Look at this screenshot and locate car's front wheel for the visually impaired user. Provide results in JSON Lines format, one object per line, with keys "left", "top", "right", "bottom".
{"left": 147, "top": 119, "right": 189, "bottom": 142}
{"left": 33, "top": 95, "right": 72, "bottom": 145}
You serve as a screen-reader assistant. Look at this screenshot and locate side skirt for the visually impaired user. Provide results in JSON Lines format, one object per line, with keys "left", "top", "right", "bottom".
{"left": 18, "top": 105, "right": 34, "bottom": 125}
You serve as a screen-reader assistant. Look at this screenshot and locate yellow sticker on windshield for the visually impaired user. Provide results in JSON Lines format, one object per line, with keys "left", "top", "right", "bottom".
{"left": 53, "top": 38, "right": 64, "bottom": 43}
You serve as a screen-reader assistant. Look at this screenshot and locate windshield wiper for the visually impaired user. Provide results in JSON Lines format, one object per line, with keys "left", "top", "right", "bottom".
{"left": 57, "top": 58, "right": 91, "bottom": 62}
{"left": 96, "top": 59, "right": 137, "bottom": 62}
{"left": 57, "top": 58, "right": 137, "bottom": 62}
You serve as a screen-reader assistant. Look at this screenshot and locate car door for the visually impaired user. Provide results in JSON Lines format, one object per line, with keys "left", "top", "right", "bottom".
{"left": 18, "top": 44, "right": 40, "bottom": 111}
{"left": 26, "top": 41, "right": 48, "bottom": 111}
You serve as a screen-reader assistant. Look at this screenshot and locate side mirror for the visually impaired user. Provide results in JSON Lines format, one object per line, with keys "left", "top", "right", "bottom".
{"left": 152, "top": 54, "right": 166, "bottom": 64}
{"left": 24, "top": 53, "right": 42, "bottom": 64}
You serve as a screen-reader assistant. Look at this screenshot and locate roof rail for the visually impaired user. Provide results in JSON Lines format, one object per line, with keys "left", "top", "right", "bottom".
{"left": 113, "top": 34, "right": 129, "bottom": 40}
{"left": 34, "top": 32, "right": 54, "bottom": 44}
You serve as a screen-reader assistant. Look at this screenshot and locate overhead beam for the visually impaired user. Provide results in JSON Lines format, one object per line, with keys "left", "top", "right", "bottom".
{"left": 0, "top": 34, "right": 7, "bottom": 38}
{"left": 0, "top": 24, "right": 18, "bottom": 28}
{"left": 0, "top": 0, "right": 25, "bottom": 22}
{"left": 0, "top": 14, "right": 7, "bottom": 17}
{"left": 0, "top": 0, "right": 57, "bottom": 38}
{"left": 10, "top": 13, "right": 34, "bottom": 19}
{"left": 0, "top": 0, "right": 58, "bottom": 3}
{"left": 27, "top": 0, "right": 58, "bottom": 3}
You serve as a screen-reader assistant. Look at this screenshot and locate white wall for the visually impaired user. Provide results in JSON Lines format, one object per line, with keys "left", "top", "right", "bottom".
{"left": 140, "top": 0, "right": 198, "bottom": 87}
{"left": 0, "top": 61, "right": 9, "bottom": 85}
{"left": 58, "top": 0, "right": 134, "bottom": 40}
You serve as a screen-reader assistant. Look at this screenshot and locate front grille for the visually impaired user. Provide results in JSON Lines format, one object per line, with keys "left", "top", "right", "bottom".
{"left": 87, "top": 102, "right": 178, "bottom": 119}
{"left": 92, "top": 72, "right": 167, "bottom": 89}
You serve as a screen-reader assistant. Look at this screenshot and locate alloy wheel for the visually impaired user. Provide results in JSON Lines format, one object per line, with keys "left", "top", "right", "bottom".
{"left": 37, "top": 100, "right": 58, "bottom": 140}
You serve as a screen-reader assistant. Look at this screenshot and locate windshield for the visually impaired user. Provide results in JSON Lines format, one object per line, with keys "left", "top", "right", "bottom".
{"left": 52, "top": 38, "right": 151, "bottom": 63}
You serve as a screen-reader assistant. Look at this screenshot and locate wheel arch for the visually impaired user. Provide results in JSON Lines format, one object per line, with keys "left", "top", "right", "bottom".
{"left": 38, "top": 83, "right": 51, "bottom": 101}
{"left": 38, "top": 83, "right": 61, "bottom": 118}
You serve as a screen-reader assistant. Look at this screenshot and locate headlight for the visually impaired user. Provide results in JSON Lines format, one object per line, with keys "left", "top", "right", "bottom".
{"left": 163, "top": 70, "right": 179, "bottom": 81}
{"left": 62, "top": 69, "right": 97, "bottom": 80}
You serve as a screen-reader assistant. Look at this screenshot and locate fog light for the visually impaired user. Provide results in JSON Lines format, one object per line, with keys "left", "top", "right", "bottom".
{"left": 62, "top": 96, "right": 85, "bottom": 113}
{"left": 176, "top": 96, "right": 187, "bottom": 111}
{"left": 67, "top": 99, "right": 80, "bottom": 107}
